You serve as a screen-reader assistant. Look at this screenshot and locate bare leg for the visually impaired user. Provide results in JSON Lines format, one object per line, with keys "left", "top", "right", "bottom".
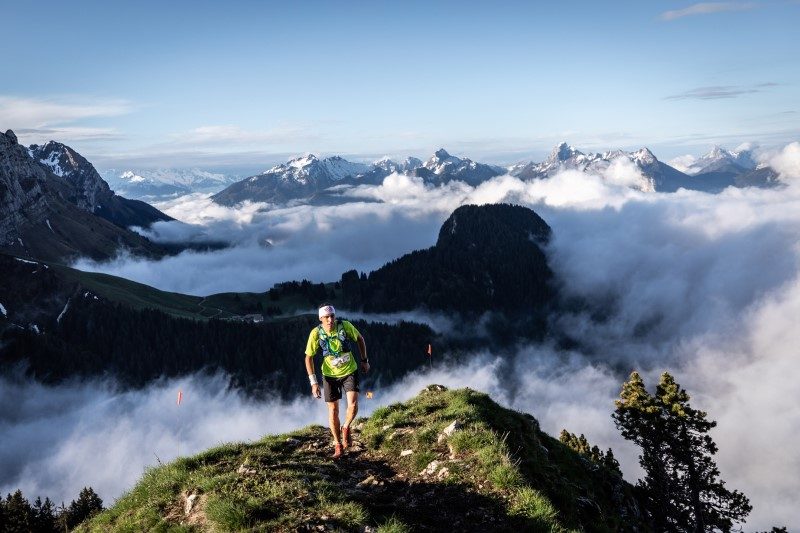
{"left": 343, "top": 391, "right": 359, "bottom": 428}
{"left": 327, "top": 401, "right": 341, "bottom": 444}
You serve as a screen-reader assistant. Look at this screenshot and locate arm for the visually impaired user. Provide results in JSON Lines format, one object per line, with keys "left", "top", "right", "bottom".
{"left": 305, "top": 355, "right": 321, "bottom": 399}
{"left": 357, "top": 335, "right": 370, "bottom": 374}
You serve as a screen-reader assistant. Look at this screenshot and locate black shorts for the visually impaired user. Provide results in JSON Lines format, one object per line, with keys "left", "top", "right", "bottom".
{"left": 323, "top": 372, "right": 359, "bottom": 402}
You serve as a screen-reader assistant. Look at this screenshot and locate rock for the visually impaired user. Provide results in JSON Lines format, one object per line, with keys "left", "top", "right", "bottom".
{"left": 184, "top": 493, "right": 198, "bottom": 515}
{"left": 357, "top": 475, "right": 377, "bottom": 487}
{"left": 382, "top": 424, "right": 391, "bottom": 431}
{"left": 388, "top": 428, "right": 414, "bottom": 441}
{"left": 285, "top": 437, "right": 300, "bottom": 446}
{"left": 437, "top": 419, "right": 463, "bottom": 443}
{"left": 421, "top": 460, "right": 441, "bottom": 476}
{"left": 437, "top": 466, "right": 450, "bottom": 480}
{"left": 423, "top": 384, "right": 448, "bottom": 393}
{"left": 400, "top": 449, "right": 414, "bottom": 457}
{"left": 237, "top": 464, "right": 257, "bottom": 475}
{"left": 4, "top": 130, "right": 17, "bottom": 144}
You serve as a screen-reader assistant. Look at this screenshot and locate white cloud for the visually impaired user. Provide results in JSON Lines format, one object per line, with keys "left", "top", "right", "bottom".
{"left": 601, "top": 157, "right": 653, "bottom": 191}
{"left": 767, "top": 141, "right": 800, "bottom": 182}
{"left": 668, "top": 154, "right": 697, "bottom": 174}
{"left": 660, "top": 2, "right": 758, "bottom": 21}
{"left": 166, "top": 124, "right": 321, "bottom": 148}
{"left": 0, "top": 95, "right": 133, "bottom": 129}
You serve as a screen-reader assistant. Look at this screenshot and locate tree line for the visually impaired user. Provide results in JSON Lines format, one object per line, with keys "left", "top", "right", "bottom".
{"left": 0, "top": 487, "right": 102, "bottom": 532}
{"left": 0, "top": 297, "right": 436, "bottom": 397}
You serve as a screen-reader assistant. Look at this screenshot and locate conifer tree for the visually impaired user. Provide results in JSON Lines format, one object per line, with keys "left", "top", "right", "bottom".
{"left": 31, "top": 496, "right": 57, "bottom": 532}
{"left": 613, "top": 371, "right": 752, "bottom": 532}
{"left": 1, "top": 490, "right": 33, "bottom": 533}
{"left": 559, "top": 429, "right": 622, "bottom": 476}
{"left": 64, "top": 487, "right": 104, "bottom": 529}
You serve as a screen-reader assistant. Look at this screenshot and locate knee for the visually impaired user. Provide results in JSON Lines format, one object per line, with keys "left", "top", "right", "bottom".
{"left": 328, "top": 402, "right": 339, "bottom": 415}
{"left": 349, "top": 399, "right": 359, "bottom": 411}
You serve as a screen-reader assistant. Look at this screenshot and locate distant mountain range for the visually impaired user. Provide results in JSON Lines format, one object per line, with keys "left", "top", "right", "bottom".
{"left": 101, "top": 168, "right": 240, "bottom": 200}
{"left": 1, "top": 130, "right": 172, "bottom": 262}
{"left": 210, "top": 149, "right": 505, "bottom": 206}
{"left": 669, "top": 145, "right": 779, "bottom": 190}
{"left": 212, "top": 143, "right": 782, "bottom": 206}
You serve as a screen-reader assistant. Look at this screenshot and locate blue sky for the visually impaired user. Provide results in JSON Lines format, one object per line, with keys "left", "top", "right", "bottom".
{"left": 1, "top": 0, "right": 797, "bottom": 170}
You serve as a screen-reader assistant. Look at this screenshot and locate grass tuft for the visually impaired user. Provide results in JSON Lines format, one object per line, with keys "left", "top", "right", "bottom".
{"left": 376, "top": 515, "right": 412, "bottom": 533}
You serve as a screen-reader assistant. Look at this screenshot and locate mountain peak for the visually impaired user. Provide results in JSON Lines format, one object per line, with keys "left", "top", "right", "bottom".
{"left": 288, "top": 154, "right": 318, "bottom": 169}
{"left": 546, "top": 142, "right": 580, "bottom": 164}
{"left": 707, "top": 145, "right": 731, "bottom": 161}
{"left": 631, "top": 147, "right": 657, "bottom": 165}
{"left": 4, "top": 129, "right": 17, "bottom": 144}
{"left": 433, "top": 148, "right": 451, "bottom": 159}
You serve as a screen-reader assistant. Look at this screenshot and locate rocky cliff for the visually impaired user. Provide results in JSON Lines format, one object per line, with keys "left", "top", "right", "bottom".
{"left": 0, "top": 130, "right": 170, "bottom": 262}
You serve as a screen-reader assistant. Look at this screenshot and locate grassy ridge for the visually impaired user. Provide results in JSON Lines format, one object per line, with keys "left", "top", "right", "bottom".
{"left": 79, "top": 387, "right": 646, "bottom": 532}
{"left": 47, "top": 262, "right": 343, "bottom": 321}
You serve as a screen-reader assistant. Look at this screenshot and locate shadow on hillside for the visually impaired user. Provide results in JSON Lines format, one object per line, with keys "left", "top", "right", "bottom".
{"left": 318, "top": 454, "right": 550, "bottom": 532}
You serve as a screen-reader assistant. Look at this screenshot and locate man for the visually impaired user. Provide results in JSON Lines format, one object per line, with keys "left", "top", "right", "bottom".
{"left": 305, "top": 303, "right": 369, "bottom": 459}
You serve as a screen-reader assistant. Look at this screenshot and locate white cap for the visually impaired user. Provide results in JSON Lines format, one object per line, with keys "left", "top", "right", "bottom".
{"left": 318, "top": 305, "right": 335, "bottom": 318}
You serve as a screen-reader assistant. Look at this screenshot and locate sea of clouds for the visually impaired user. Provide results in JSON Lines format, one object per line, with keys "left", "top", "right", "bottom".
{"left": 3, "top": 143, "right": 799, "bottom": 528}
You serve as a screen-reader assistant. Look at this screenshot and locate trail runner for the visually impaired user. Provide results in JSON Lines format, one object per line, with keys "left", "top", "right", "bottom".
{"left": 305, "top": 303, "right": 369, "bottom": 459}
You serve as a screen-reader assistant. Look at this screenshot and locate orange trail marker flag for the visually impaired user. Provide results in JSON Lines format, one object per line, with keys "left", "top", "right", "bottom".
{"left": 366, "top": 391, "right": 374, "bottom": 399}
{"left": 177, "top": 390, "right": 183, "bottom": 406}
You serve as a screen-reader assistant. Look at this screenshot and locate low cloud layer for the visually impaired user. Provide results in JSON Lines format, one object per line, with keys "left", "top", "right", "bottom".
{"left": 32, "top": 151, "right": 800, "bottom": 528}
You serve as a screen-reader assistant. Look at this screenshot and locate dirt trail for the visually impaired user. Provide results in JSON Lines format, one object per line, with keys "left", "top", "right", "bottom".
{"left": 292, "top": 428, "right": 515, "bottom": 532}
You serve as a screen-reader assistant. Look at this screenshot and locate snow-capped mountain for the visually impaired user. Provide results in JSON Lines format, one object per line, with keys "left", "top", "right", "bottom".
{"left": 212, "top": 154, "right": 383, "bottom": 206}
{"left": 667, "top": 145, "right": 780, "bottom": 191}
{"left": 414, "top": 149, "right": 505, "bottom": 186}
{"left": 509, "top": 142, "right": 692, "bottom": 192}
{"left": 670, "top": 145, "right": 757, "bottom": 176}
{"left": 102, "top": 168, "right": 239, "bottom": 200}
{"left": 374, "top": 156, "right": 423, "bottom": 174}
{"left": 29, "top": 141, "right": 114, "bottom": 212}
{"left": 1, "top": 130, "right": 171, "bottom": 262}
{"left": 212, "top": 149, "right": 507, "bottom": 206}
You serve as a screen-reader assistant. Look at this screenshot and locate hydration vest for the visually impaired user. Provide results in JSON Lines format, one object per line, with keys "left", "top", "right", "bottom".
{"left": 317, "top": 320, "right": 354, "bottom": 358}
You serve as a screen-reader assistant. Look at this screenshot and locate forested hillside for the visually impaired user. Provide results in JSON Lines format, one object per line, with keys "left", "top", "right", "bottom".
{"left": 1, "top": 296, "right": 435, "bottom": 397}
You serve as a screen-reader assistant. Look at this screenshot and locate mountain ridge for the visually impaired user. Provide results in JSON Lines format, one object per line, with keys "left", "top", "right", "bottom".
{"left": 1, "top": 130, "right": 170, "bottom": 262}
{"left": 76, "top": 386, "right": 647, "bottom": 532}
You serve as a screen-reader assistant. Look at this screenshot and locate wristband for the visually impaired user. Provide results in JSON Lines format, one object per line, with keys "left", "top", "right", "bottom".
{"left": 309, "top": 374, "right": 318, "bottom": 386}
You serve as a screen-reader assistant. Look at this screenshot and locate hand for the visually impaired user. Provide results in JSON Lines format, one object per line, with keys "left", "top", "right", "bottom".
{"left": 311, "top": 383, "right": 321, "bottom": 398}
{"left": 361, "top": 361, "right": 370, "bottom": 374}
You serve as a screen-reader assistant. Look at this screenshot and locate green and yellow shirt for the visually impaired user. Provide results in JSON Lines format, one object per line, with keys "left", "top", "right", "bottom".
{"left": 305, "top": 320, "right": 361, "bottom": 378}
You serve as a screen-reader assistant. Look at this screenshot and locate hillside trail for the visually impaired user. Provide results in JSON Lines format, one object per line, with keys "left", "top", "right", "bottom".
{"left": 196, "top": 297, "right": 222, "bottom": 318}
{"left": 289, "top": 426, "right": 512, "bottom": 532}
{"left": 174, "top": 425, "right": 514, "bottom": 532}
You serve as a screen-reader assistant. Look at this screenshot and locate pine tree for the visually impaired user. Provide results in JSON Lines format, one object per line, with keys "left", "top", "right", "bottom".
{"left": 559, "top": 429, "right": 622, "bottom": 476}
{"left": 613, "top": 371, "right": 752, "bottom": 532}
{"left": 2, "top": 490, "right": 34, "bottom": 533}
{"left": 31, "top": 496, "right": 57, "bottom": 533}
{"left": 63, "top": 486, "right": 104, "bottom": 529}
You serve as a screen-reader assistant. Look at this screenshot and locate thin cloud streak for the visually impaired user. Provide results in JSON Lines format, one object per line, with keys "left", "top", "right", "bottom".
{"left": 0, "top": 95, "right": 134, "bottom": 129}
{"left": 664, "top": 84, "right": 777, "bottom": 101}
{"left": 660, "top": 2, "right": 758, "bottom": 21}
